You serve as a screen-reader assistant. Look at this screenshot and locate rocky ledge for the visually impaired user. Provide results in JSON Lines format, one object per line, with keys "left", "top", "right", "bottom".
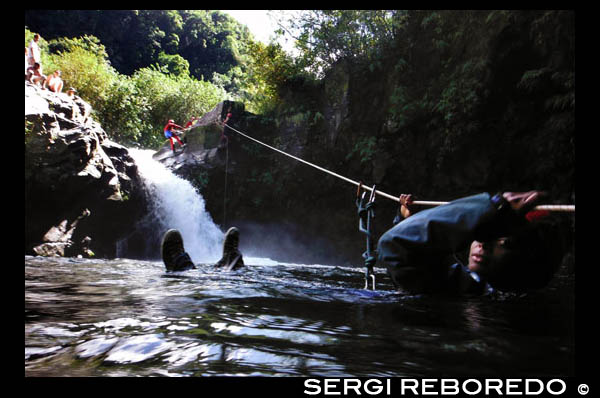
{"left": 25, "top": 82, "right": 147, "bottom": 258}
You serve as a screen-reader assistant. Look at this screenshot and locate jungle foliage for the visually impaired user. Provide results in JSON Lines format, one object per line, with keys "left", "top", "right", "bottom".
{"left": 26, "top": 10, "right": 574, "bottom": 200}
{"left": 25, "top": 10, "right": 306, "bottom": 144}
{"left": 26, "top": 28, "right": 226, "bottom": 148}
{"left": 271, "top": 10, "right": 574, "bottom": 196}
{"left": 25, "top": 10, "right": 252, "bottom": 82}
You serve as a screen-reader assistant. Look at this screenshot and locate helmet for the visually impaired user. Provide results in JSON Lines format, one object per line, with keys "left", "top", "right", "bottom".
{"left": 169, "top": 119, "right": 174, "bottom": 123}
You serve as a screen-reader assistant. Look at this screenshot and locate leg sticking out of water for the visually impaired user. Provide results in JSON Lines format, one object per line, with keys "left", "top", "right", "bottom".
{"left": 160, "top": 227, "right": 244, "bottom": 271}
{"left": 215, "top": 227, "right": 244, "bottom": 271}
{"left": 161, "top": 229, "right": 196, "bottom": 271}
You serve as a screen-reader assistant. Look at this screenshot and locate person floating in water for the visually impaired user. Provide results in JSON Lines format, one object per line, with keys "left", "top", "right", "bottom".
{"left": 163, "top": 119, "right": 186, "bottom": 153}
{"left": 161, "top": 227, "right": 244, "bottom": 272}
{"left": 378, "top": 191, "right": 564, "bottom": 296}
{"left": 160, "top": 190, "right": 564, "bottom": 295}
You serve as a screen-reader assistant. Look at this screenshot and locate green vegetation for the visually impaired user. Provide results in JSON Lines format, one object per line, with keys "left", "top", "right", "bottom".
{"left": 346, "top": 137, "right": 377, "bottom": 164}
{"left": 26, "top": 10, "right": 574, "bottom": 199}
{"left": 24, "top": 9, "right": 308, "bottom": 145}
{"left": 25, "top": 11, "right": 252, "bottom": 81}
{"left": 26, "top": 27, "right": 227, "bottom": 148}
{"left": 267, "top": 10, "right": 573, "bottom": 194}
{"left": 273, "top": 10, "right": 406, "bottom": 77}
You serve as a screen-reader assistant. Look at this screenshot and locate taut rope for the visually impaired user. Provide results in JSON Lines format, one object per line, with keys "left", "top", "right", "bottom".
{"left": 223, "top": 123, "right": 575, "bottom": 212}
{"left": 223, "top": 142, "right": 229, "bottom": 226}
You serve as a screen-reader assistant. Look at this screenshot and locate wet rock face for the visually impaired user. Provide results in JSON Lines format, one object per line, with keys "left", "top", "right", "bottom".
{"left": 152, "top": 100, "right": 357, "bottom": 265}
{"left": 25, "top": 83, "right": 147, "bottom": 258}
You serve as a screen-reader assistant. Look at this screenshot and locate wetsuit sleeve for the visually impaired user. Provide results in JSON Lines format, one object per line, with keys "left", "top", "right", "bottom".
{"left": 377, "top": 193, "right": 513, "bottom": 265}
{"left": 377, "top": 193, "right": 504, "bottom": 292}
{"left": 378, "top": 192, "right": 526, "bottom": 293}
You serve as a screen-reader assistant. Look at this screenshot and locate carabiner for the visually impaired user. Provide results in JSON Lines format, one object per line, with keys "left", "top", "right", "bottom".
{"left": 357, "top": 183, "right": 378, "bottom": 290}
{"left": 364, "top": 265, "right": 376, "bottom": 290}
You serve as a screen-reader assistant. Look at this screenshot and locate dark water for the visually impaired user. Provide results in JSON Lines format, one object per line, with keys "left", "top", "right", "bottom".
{"left": 25, "top": 255, "right": 574, "bottom": 377}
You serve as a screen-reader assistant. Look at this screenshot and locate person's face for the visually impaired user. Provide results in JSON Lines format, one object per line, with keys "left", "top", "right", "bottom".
{"left": 468, "top": 237, "right": 515, "bottom": 277}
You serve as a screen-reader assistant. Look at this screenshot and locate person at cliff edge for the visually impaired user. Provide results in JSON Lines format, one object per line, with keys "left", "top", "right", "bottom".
{"left": 163, "top": 119, "right": 186, "bottom": 153}
{"left": 377, "top": 191, "right": 564, "bottom": 296}
{"left": 218, "top": 106, "right": 233, "bottom": 148}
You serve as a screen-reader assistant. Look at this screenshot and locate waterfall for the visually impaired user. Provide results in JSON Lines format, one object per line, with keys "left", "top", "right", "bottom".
{"left": 128, "top": 148, "right": 223, "bottom": 263}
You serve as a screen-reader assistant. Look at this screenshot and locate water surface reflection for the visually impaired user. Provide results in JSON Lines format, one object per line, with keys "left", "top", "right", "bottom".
{"left": 25, "top": 256, "right": 574, "bottom": 377}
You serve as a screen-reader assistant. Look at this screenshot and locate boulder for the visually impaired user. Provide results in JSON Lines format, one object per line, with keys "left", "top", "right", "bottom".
{"left": 25, "top": 82, "right": 147, "bottom": 258}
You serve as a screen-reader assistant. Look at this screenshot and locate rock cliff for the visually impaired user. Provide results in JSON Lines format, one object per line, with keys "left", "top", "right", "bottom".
{"left": 25, "top": 83, "right": 148, "bottom": 258}
{"left": 153, "top": 100, "right": 366, "bottom": 266}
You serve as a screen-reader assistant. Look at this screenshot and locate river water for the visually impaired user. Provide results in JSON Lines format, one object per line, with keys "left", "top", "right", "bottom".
{"left": 25, "top": 255, "right": 574, "bottom": 377}
{"left": 24, "top": 149, "right": 575, "bottom": 377}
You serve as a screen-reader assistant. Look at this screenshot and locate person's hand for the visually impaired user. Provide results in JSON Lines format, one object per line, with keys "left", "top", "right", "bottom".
{"left": 399, "top": 194, "right": 414, "bottom": 218}
{"left": 502, "top": 191, "right": 546, "bottom": 214}
{"left": 399, "top": 194, "right": 413, "bottom": 207}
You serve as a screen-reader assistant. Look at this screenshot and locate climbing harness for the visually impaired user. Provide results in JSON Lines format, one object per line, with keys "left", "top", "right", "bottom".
{"left": 356, "top": 182, "right": 377, "bottom": 290}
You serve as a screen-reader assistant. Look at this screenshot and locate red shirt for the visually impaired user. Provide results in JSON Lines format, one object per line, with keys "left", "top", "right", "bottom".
{"left": 164, "top": 121, "right": 183, "bottom": 132}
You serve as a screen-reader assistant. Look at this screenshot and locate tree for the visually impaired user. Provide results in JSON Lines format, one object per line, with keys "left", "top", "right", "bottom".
{"left": 243, "top": 40, "right": 304, "bottom": 113}
{"left": 272, "top": 10, "right": 408, "bottom": 77}
{"left": 25, "top": 9, "right": 254, "bottom": 86}
{"left": 157, "top": 51, "right": 190, "bottom": 76}
{"left": 48, "top": 46, "right": 118, "bottom": 113}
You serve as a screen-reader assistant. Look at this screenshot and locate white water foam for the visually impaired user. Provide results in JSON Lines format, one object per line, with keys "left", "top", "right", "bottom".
{"left": 128, "top": 148, "right": 223, "bottom": 263}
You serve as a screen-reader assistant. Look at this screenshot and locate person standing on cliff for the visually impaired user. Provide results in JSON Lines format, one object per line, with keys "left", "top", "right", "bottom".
{"left": 163, "top": 119, "right": 186, "bottom": 153}
{"left": 218, "top": 106, "right": 233, "bottom": 148}
{"left": 28, "top": 34, "right": 41, "bottom": 68}
{"left": 25, "top": 47, "right": 29, "bottom": 77}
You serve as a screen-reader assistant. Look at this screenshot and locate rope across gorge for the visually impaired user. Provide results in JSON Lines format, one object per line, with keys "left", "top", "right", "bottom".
{"left": 219, "top": 123, "right": 575, "bottom": 213}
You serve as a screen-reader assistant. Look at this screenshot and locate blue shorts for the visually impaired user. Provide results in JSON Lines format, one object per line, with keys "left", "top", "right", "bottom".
{"left": 164, "top": 130, "right": 173, "bottom": 138}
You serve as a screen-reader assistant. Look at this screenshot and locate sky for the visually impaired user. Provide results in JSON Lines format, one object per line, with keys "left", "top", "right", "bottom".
{"left": 220, "top": 10, "right": 298, "bottom": 54}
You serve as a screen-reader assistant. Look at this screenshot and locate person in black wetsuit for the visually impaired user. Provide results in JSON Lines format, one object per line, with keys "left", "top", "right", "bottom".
{"left": 378, "top": 191, "right": 564, "bottom": 295}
